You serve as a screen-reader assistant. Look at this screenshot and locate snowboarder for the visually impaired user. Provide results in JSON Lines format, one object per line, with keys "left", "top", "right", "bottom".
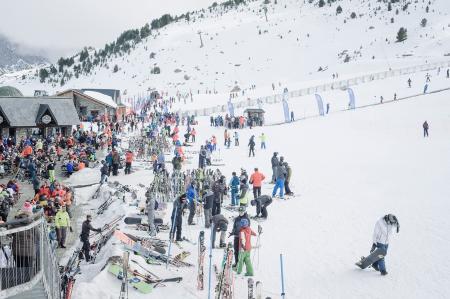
{"left": 447, "top": 69, "right": 449, "bottom": 78}
{"left": 186, "top": 182, "right": 197, "bottom": 225}
{"left": 423, "top": 121, "right": 429, "bottom": 137}
{"left": 407, "top": 78, "right": 412, "bottom": 88}
{"left": 249, "top": 168, "right": 266, "bottom": 199}
{"left": 426, "top": 73, "right": 431, "bottom": 82}
{"left": 369, "top": 214, "right": 400, "bottom": 275}
{"left": 248, "top": 136, "right": 256, "bottom": 157}
{"left": 170, "top": 193, "right": 187, "bottom": 241}
{"left": 229, "top": 172, "right": 240, "bottom": 206}
{"left": 211, "top": 214, "right": 228, "bottom": 248}
{"left": 290, "top": 111, "right": 295, "bottom": 122}
{"left": 230, "top": 207, "right": 251, "bottom": 266}
{"left": 236, "top": 218, "right": 257, "bottom": 276}
{"left": 250, "top": 195, "right": 272, "bottom": 219}
{"left": 80, "top": 215, "right": 101, "bottom": 261}
{"left": 272, "top": 161, "right": 287, "bottom": 199}
{"left": 202, "top": 184, "right": 214, "bottom": 228}
{"left": 270, "top": 152, "right": 279, "bottom": 184}
{"left": 423, "top": 84, "right": 428, "bottom": 94}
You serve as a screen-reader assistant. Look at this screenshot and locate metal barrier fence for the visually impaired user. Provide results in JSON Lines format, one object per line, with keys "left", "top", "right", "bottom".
{"left": 180, "top": 60, "right": 450, "bottom": 117}
{"left": 0, "top": 213, "right": 61, "bottom": 299}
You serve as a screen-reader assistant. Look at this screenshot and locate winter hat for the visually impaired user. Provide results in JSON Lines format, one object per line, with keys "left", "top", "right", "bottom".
{"left": 238, "top": 206, "right": 246, "bottom": 213}
{"left": 22, "top": 201, "right": 33, "bottom": 214}
{"left": 240, "top": 218, "right": 249, "bottom": 228}
{"left": 250, "top": 200, "right": 256, "bottom": 206}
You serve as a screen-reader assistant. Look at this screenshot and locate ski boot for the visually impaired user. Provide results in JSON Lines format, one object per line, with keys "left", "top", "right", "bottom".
{"left": 380, "top": 270, "right": 388, "bottom": 276}
{"left": 219, "top": 242, "right": 226, "bottom": 248}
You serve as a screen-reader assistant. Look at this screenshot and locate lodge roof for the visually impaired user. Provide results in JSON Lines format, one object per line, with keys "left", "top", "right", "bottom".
{"left": 0, "top": 97, "right": 79, "bottom": 127}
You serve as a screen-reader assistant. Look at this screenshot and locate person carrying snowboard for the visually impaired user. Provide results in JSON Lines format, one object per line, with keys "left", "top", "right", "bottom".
{"left": 80, "top": 215, "right": 101, "bottom": 261}
{"left": 250, "top": 195, "right": 272, "bottom": 219}
{"left": 365, "top": 214, "right": 400, "bottom": 275}
{"left": 237, "top": 218, "right": 257, "bottom": 276}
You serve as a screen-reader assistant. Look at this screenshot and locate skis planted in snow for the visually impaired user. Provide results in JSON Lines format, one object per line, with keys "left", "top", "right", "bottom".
{"left": 197, "top": 231, "right": 206, "bottom": 290}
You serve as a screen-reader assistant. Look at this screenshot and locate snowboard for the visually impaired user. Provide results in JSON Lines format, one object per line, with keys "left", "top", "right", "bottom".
{"left": 355, "top": 247, "right": 387, "bottom": 269}
{"left": 108, "top": 263, "right": 153, "bottom": 294}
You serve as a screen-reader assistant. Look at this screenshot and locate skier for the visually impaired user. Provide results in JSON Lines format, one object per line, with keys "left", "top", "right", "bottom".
{"left": 423, "top": 121, "right": 429, "bottom": 137}
{"left": 248, "top": 136, "right": 256, "bottom": 157}
{"left": 170, "top": 193, "right": 187, "bottom": 242}
{"left": 229, "top": 172, "right": 240, "bottom": 206}
{"left": 212, "top": 176, "right": 227, "bottom": 216}
{"left": 284, "top": 162, "right": 294, "bottom": 196}
{"left": 202, "top": 184, "right": 214, "bottom": 228}
{"left": 186, "top": 182, "right": 197, "bottom": 225}
{"left": 100, "top": 160, "right": 109, "bottom": 184}
{"left": 369, "top": 214, "right": 400, "bottom": 275}
{"left": 272, "top": 161, "right": 287, "bottom": 199}
{"left": 259, "top": 133, "right": 266, "bottom": 149}
{"left": 230, "top": 207, "right": 251, "bottom": 267}
{"left": 80, "top": 215, "right": 101, "bottom": 261}
{"left": 250, "top": 195, "right": 272, "bottom": 219}
{"left": 55, "top": 206, "right": 72, "bottom": 248}
{"left": 423, "top": 83, "right": 428, "bottom": 94}
{"left": 211, "top": 213, "right": 228, "bottom": 248}
{"left": 236, "top": 218, "right": 257, "bottom": 276}
{"left": 407, "top": 78, "right": 411, "bottom": 88}
{"left": 270, "top": 152, "right": 279, "bottom": 184}
{"left": 234, "top": 131, "right": 239, "bottom": 146}
{"left": 249, "top": 168, "right": 265, "bottom": 199}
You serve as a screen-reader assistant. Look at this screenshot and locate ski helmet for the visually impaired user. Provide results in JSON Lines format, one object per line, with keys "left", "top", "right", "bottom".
{"left": 240, "top": 218, "right": 249, "bottom": 228}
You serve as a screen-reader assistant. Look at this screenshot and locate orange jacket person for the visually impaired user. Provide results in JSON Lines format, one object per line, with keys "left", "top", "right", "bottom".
{"left": 249, "top": 168, "right": 266, "bottom": 199}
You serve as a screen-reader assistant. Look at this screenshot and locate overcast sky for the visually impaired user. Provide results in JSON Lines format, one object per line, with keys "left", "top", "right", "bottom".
{"left": 0, "top": 0, "right": 215, "bottom": 61}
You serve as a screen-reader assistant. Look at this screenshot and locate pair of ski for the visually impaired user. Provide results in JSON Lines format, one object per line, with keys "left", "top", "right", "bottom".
{"left": 215, "top": 242, "right": 234, "bottom": 299}
{"left": 61, "top": 248, "right": 83, "bottom": 299}
{"left": 247, "top": 278, "right": 262, "bottom": 299}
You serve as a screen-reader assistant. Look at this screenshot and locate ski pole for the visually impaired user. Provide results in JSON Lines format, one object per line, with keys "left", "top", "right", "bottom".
{"left": 207, "top": 226, "right": 214, "bottom": 299}
{"left": 166, "top": 205, "right": 178, "bottom": 269}
{"left": 280, "top": 254, "right": 286, "bottom": 299}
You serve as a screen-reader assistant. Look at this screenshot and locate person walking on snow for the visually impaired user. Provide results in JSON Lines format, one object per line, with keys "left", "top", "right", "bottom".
{"left": 248, "top": 136, "right": 256, "bottom": 157}
{"left": 271, "top": 152, "right": 279, "bottom": 184}
{"left": 249, "top": 168, "right": 265, "bottom": 199}
{"left": 250, "top": 195, "right": 272, "bottom": 219}
{"left": 211, "top": 214, "right": 228, "bottom": 248}
{"left": 170, "top": 193, "right": 187, "bottom": 242}
{"left": 236, "top": 218, "right": 257, "bottom": 276}
{"left": 368, "top": 214, "right": 400, "bottom": 275}
{"left": 186, "top": 182, "right": 197, "bottom": 225}
{"left": 272, "top": 161, "right": 287, "bottom": 199}
{"left": 124, "top": 150, "right": 134, "bottom": 174}
{"left": 423, "top": 121, "right": 429, "bottom": 137}
{"left": 234, "top": 131, "right": 239, "bottom": 146}
{"left": 230, "top": 207, "right": 251, "bottom": 267}
{"left": 229, "top": 172, "right": 240, "bottom": 206}
{"left": 212, "top": 176, "right": 227, "bottom": 216}
{"left": 100, "top": 160, "right": 109, "bottom": 184}
{"left": 259, "top": 133, "right": 266, "bottom": 149}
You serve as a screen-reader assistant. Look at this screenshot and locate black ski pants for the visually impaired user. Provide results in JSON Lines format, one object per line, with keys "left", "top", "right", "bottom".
{"left": 81, "top": 237, "right": 91, "bottom": 261}
{"left": 249, "top": 147, "right": 255, "bottom": 157}
{"left": 212, "top": 200, "right": 221, "bottom": 216}
{"left": 253, "top": 187, "right": 261, "bottom": 199}
{"left": 233, "top": 236, "right": 240, "bottom": 265}
{"left": 170, "top": 217, "right": 182, "bottom": 241}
